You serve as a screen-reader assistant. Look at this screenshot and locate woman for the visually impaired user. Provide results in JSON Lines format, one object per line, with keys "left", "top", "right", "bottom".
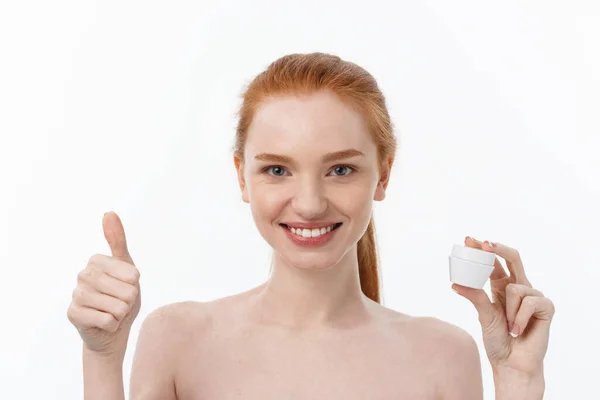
{"left": 67, "top": 52, "right": 555, "bottom": 399}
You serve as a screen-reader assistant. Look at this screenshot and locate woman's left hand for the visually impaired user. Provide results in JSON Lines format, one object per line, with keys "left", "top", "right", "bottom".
{"left": 452, "top": 237, "right": 555, "bottom": 379}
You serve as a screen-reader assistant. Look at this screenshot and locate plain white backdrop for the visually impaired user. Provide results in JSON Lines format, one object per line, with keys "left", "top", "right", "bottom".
{"left": 1, "top": 0, "right": 599, "bottom": 398}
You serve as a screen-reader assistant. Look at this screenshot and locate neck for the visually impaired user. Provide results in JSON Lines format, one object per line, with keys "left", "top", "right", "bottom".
{"left": 247, "top": 245, "right": 374, "bottom": 330}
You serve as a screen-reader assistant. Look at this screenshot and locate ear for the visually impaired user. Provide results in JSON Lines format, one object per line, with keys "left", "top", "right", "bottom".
{"left": 374, "top": 157, "right": 393, "bottom": 202}
{"left": 233, "top": 155, "right": 250, "bottom": 203}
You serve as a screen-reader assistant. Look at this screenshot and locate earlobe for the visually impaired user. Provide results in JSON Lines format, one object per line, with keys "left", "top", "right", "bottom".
{"left": 374, "top": 182, "right": 386, "bottom": 201}
{"left": 374, "top": 158, "right": 392, "bottom": 201}
{"left": 234, "top": 155, "right": 250, "bottom": 203}
{"left": 241, "top": 188, "right": 249, "bottom": 203}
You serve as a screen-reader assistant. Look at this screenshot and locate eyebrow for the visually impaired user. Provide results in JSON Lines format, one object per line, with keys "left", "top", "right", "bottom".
{"left": 254, "top": 149, "right": 365, "bottom": 164}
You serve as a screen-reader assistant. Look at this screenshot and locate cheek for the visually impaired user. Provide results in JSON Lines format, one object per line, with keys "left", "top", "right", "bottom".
{"left": 247, "top": 179, "right": 288, "bottom": 219}
{"left": 329, "top": 181, "right": 376, "bottom": 218}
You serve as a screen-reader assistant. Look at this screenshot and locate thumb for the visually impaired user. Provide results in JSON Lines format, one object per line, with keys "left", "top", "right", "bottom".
{"left": 102, "top": 211, "right": 134, "bottom": 264}
{"left": 452, "top": 284, "right": 496, "bottom": 329}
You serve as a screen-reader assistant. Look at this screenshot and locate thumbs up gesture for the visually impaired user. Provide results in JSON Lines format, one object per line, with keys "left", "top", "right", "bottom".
{"left": 67, "top": 211, "right": 142, "bottom": 360}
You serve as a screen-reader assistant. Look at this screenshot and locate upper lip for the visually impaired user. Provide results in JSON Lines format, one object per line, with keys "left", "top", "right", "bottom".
{"left": 281, "top": 221, "right": 341, "bottom": 229}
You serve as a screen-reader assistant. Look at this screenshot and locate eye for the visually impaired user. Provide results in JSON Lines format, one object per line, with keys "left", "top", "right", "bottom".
{"left": 264, "top": 165, "right": 288, "bottom": 176}
{"left": 330, "top": 165, "right": 355, "bottom": 176}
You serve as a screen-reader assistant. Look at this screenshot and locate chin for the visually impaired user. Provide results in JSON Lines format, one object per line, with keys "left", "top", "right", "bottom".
{"left": 274, "top": 245, "right": 350, "bottom": 271}
{"left": 288, "top": 255, "right": 339, "bottom": 270}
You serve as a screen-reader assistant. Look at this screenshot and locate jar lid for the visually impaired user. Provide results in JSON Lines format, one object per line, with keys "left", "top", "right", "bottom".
{"left": 451, "top": 244, "right": 496, "bottom": 266}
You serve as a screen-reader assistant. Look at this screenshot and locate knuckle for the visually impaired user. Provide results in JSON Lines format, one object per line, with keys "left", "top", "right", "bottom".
{"left": 100, "top": 313, "right": 116, "bottom": 331}
{"left": 77, "top": 268, "right": 92, "bottom": 282}
{"left": 72, "top": 286, "right": 86, "bottom": 301}
{"left": 121, "top": 263, "right": 140, "bottom": 283}
{"left": 66, "top": 305, "right": 78, "bottom": 323}
{"left": 505, "top": 283, "right": 519, "bottom": 296}
{"left": 514, "top": 249, "right": 521, "bottom": 259}
{"left": 115, "top": 302, "right": 130, "bottom": 320}
{"left": 545, "top": 298, "right": 556, "bottom": 314}
{"left": 522, "top": 296, "right": 537, "bottom": 308}
{"left": 88, "top": 253, "right": 104, "bottom": 266}
{"left": 127, "top": 286, "right": 139, "bottom": 304}
{"left": 131, "top": 268, "right": 141, "bottom": 282}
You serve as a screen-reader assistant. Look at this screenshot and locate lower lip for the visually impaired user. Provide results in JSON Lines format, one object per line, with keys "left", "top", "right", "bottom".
{"left": 281, "top": 224, "right": 341, "bottom": 247}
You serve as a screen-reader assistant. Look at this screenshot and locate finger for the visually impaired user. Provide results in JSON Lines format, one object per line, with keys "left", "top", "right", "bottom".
{"left": 73, "top": 286, "right": 131, "bottom": 323}
{"left": 79, "top": 267, "right": 139, "bottom": 305}
{"left": 86, "top": 255, "right": 140, "bottom": 286}
{"left": 512, "top": 296, "right": 555, "bottom": 338}
{"left": 68, "top": 305, "right": 120, "bottom": 333}
{"left": 487, "top": 241, "right": 530, "bottom": 286}
{"left": 482, "top": 240, "right": 509, "bottom": 280}
{"left": 452, "top": 284, "right": 497, "bottom": 330}
{"left": 466, "top": 237, "right": 509, "bottom": 307}
{"left": 465, "top": 237, "right": 508, "bottom": 280}
{"left": 504, "top": 283, "right": 544, "bottom": 335}
{"left": 103, "top": 211, "right": 134, "bottom": 264}
{"left": 489, "top": 276, "right": 510, "bottom": 308}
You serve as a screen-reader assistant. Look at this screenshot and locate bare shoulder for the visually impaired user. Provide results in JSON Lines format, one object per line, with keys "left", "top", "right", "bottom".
{"left": 133, "top": 300, "right": 214, "bottom": 363}
{"left": 139, "top": 297, "right": 228, "bottom": 338}
{"left": 384, "top": 307, "right": 479, "bottom": 356}
{"left": 140, "top": 301, "right": 209, "bottom": 331}
{"left": 369, "top": 305, "right": 484, "bottom": 398}
{"left": 145, "top": 300, "right": 216, "bottom": 321}
{"left": 382, "top": 309, "right": 483, "bottom": 398}
{"left": 129, "top": 300, "right": 223, "bottom": 398}
{"left": 409, "top": 315, "right": 479, "bottom": 353}
{"left": 138, "top": 290, "right": 248, "bottom": 340}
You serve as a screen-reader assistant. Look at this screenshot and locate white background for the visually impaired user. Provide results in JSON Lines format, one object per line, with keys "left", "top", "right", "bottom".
{"left": 1, "top": 1, "right": 599, "bottom": 399}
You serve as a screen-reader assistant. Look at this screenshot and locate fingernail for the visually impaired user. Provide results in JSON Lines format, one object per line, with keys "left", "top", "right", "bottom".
{"left": 489, "top": 241, "right": 496, "bottom": 248}
{"left": 452, "top": 287, "right": 460, "bottom": 295}
{"left": 508, "top": 320, "right": 514, "bottom": 332}
{"left": 510, "top": 323, "right": 520, "bottom": 338}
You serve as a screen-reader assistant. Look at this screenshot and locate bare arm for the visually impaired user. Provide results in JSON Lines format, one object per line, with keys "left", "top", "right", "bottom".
{"left": 68, "top": 212, "right": 142, "bottom": 400}
{"left": 82, "top": 346, "right": 126, "bottom": 400}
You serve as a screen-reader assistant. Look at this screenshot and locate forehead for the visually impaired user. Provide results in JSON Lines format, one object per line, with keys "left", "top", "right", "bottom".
{"left": 245, "top": 90, "right": 374, "bottom": 157}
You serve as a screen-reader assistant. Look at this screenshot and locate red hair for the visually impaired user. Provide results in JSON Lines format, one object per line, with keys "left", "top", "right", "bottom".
{"left": 233, "top": 52, "right": 398, "bottom": 303}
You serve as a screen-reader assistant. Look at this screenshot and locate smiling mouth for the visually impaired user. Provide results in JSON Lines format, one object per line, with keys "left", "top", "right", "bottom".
{"left": 280, "top": 222, "right": 342, "bottom": 238}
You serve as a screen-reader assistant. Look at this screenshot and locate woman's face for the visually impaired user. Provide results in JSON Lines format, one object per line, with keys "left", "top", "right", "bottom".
{"left": 235, "top": 90, "right": 390, "bottom": 270}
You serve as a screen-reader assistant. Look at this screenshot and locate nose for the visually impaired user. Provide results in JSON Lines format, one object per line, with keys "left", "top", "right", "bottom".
{"left": 290, "top": 178, "right": 328, "bottom": 219}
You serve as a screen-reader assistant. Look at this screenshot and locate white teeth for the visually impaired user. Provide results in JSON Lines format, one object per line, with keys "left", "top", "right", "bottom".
{"left": 288, "top": 224, "right": 337, "bottom": 238}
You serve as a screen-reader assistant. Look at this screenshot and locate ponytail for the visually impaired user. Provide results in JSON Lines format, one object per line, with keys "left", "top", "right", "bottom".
{"left": 357, "top": 217, "right": 380, "bottom": 303}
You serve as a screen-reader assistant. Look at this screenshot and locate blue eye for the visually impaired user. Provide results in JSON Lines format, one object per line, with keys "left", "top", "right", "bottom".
{"left": 262, "top": 165, "right": 356, "bottom": 177}
{"left": 331, "top": 165, "right": 354, "bottom": 176}
{"left": 266, "top": 166, "right": 287, "bottom": 176}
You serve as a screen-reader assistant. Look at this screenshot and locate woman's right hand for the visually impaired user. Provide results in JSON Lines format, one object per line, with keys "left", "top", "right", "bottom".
{"left": 67, "top": 211, "right": 141, "bottom": 360}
